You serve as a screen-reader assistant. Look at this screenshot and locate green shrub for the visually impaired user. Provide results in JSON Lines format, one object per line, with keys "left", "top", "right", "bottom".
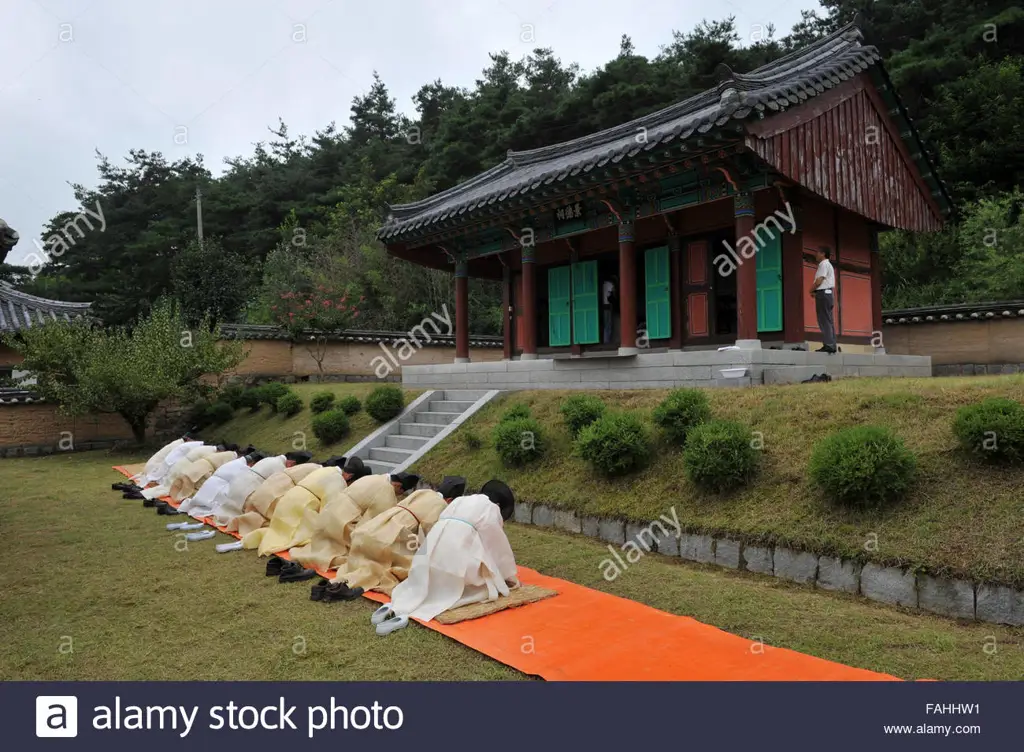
{"left": 574, "top": 412, "right": 651, "bottom": 477}
{"left": 365, "top": 385, "right": 404, "bottom": 422}
{"left": 809, "top": 425, "right": 917, "bottom": 508}
{"left": 185, "top": 400, "right": 214, "bottom": 429}
{"left": 312, "top": 409, "right": 351, "bottom": 445}
{"left": 338, "top": 395, "right": 362, "bottom": 415}
{"left": 952, "top": 398, "right": 1024, "bottom": 464}
{"left": 276, "top": 392, "right": 304, "bottom": 417}
{"left": 653, "top": 388, "right": 711, "bottom": 445}
{"left": 683, "top": 420, "right": 759, "bottom": 492}
{"left": 500, "top": 403, "right": 531, "bottom": 423}
{"left": 560, "top": 394, "right": 606, "bottom": 438}
{"left": 258, "top": 382, "right": 290, "bottom": 412}
{"left": 219, "top": 382, "right": 246, "bottom": 409}
{"left": 205, "top": 401, "right": 235, "bottom": 426}
{"left": 461, "top": 429, "right": 483, "bottom": 451}
{"left": 310, "top": 391, "right": 336, "bottom": 414}
{"left": 237, "top": 388, "right": 262, "bottom": 411}
{"left": 492, "top": 417, "right": 545, "bottom": 467}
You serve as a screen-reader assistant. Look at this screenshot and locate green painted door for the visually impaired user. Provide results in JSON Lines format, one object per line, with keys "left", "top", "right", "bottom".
{"left": 548, "top": 265, "right": 572, "bottom": 346}
{"left": 571, "top": 260, "right": 599, "bottom": 344}
{"left": 645, "top": 246, "right": 671, "bottom": 339}
{"left": 756, "top": 229, "right": 783, "bottom": 332}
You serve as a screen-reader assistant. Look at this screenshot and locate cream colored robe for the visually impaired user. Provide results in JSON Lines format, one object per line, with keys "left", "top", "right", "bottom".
{"left": 244, "top": 466, "right": 347, "bottom": 556}
{"left": 330, "top": 489, "right": 448, "bottom": 594}
{"left": 168, "top": 451, "right": 238, "bottom": 501}
{"left": 288, "top": 474, "right": 399, "bottom": 573}
{"left": 210, "top": 456, "right": 287, "bottom": 525}
{"left": 225, "top": 463, "right": 322, "bottom": 537}
{"left": 141, "top": 445, "right": 218, "bottom": 499}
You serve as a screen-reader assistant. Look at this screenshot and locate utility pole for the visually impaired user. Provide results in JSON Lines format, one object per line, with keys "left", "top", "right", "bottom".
{"left": 195, "top": 186, "right": 204, "bottom": 247}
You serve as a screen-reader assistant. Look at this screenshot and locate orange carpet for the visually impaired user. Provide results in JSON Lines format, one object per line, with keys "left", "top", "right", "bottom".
{"left": 113, "top": 466, "right": 904, "bottom": 681}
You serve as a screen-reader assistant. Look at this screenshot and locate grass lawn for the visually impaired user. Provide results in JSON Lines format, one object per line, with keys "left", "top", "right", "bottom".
{"left": 1, "top": 451, "right": 1023, "bottom": 681}
{"left": 412, "top": 375, "right": 1024, "bottom": 587}
{"left": 209, "top": 383, "right": 422, "bottom": 457}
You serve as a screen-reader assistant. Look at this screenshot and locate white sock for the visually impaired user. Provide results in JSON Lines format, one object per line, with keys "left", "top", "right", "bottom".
{"left": 185, "top": 530, "right": 216, "bottom": 542}
{"left": 216, "top": 541, "right": 243, "bottom": 553}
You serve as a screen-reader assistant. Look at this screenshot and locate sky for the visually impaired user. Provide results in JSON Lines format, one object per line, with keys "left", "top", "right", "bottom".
{"left": 0, "top": 0, "right": 820, "bottom": 265}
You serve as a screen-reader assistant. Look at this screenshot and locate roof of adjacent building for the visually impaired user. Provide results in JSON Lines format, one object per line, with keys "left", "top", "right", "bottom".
{"left": 0, "top": 282, "right": 92, "bottom": 333}
{"left": 220, "top": 323, "right": 503, "bottom": 347}
{"left": 379, "top": 20, "right": 947, "bottom": 242}
{"left": 883, "top": 300, "right": 1024, "bottom": 326}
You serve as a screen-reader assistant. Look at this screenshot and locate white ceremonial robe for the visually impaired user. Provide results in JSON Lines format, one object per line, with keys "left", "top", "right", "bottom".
{"left": 142, "top": 440, "right": 203, "bottom": 485}
{"left": 388, "top": 494, "right": 519, "bottom": 622}
{"left": 141, "top": 444, "right": 217, "bottom": 500}
{"left": 209, "top": 456, "right": 288, "bottom": 525}
{"left": 178, "top": 456, "right": 249, "bottom": 518}
{"left": 131, "top": 439, "right": 184, "bottom": 484}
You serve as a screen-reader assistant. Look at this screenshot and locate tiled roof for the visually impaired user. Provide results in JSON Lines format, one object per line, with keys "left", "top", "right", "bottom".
{"left": 220, "top": 323, "right": 504, "bottom": 347}
{"left": 0, "top": 389, "right": 45, "bottom": 405}
{"left": 0, "top": 282, "right": 92, "bottom": 333}
{"left": 379, "top": 21, "right": 896, "bottom": 242}
{"left": 883, "top": 301, "right": 1024, "bottom": 325}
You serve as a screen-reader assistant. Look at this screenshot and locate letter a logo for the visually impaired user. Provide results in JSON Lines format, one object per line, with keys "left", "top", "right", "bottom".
{"left": 36, "top": 696, "right": 78, "bottom": 737}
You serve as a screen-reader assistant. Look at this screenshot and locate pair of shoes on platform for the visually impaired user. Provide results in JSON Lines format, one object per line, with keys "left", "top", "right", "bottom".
{"left": 266, "top": 556, "right": 316, "bottom": 583}
{"left": 112, "top": 482, "right": 139, "bottom": 492}
{"left": 801, "top": 373, "right": 832, "bottom": 384}
{"left": 815, "top": 345, "right": 838, "bottom": 354}
{"left": 371, "top": 605, "right": 408, "bottom": 635}
{"left": 311, "top": 579, "right": 364, "bottom": 602}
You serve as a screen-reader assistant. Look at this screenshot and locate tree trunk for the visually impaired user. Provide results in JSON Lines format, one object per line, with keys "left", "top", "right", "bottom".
{"left": 122, "top": 412, "right": 148, "bottom": 445}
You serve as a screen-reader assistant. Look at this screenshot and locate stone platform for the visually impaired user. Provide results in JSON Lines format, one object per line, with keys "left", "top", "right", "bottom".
{"left": 401, "top": 349, "right": 933, "bottom": 390}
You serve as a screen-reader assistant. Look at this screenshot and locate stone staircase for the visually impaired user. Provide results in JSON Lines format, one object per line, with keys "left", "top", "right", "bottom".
{"left": 348, "top": 389, "right": 498, "bottom": 475}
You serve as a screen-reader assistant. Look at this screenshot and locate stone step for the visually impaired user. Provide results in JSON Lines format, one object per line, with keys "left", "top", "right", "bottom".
{"left": 415, "top": 411, "right": 458, "bottom": 425}
{"left": 429, "top": 400, "right": 475, "bottom": 413}
{"left": 400, "top": 422, "right": 447, "bottom": 438}
{"left": 370, "top": 446, "right": 415, "bottom": 465}
{"left": 363, "top": 459, "right": 394, "bottom": 475}
{"left": 386, "top": 434, "right": 430, "bottom": 451}
{"left": 763, "top": 365, "right": 840, "bottom": 385}
{"left": 442, "top": 390, "right": 489, "bottom": 402}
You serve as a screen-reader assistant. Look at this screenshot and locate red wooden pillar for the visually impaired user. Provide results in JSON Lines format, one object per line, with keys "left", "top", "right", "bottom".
{"left": 502, "top": 262, "right": 513, "bottom": 360}
{"left": 668, "top": 230, "right": 683, "bottom": 349}
{"left": 781, "top": 197, "right": 806, "bottom": 345}
{"left": 618, "top": 220, "right": 638, "bottom": 355}
{"left": 870, "top": 232, "right": 884, "bottom": 348}
{"left": 734, "top": 193, "right": 759, "bottom": 344}
{"left": 520, "top": 244, "right": 538, "bottom": 359}
{"left": 454, "top": 260, "right": 469, "bottom": 363}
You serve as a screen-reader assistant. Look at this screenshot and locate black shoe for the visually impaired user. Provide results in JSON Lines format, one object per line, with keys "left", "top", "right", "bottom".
{"left": 142, "top": 497, "right": 158, "bottom": 507}
{"left": 122, "top": 491, "right": 144, "bottom": 500}
{"left": 279, "top": 562, "right": 317, "bottom": 583}
{"left": 815, "top": 346, "right": 830, "bottom": 353}
{"left": 157, "top": 503, "right": 182, "bottom": 515}
{"left": 311, "top": 578, "right": 329, "bottom": 601}
{"left": 323, "top": 581, "right": 364, "bottom": 602}
{"left": 266, "top": 556, "right": 286, "bottom": 577}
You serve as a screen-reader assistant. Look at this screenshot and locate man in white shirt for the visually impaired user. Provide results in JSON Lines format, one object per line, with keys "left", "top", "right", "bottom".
{"left": 809, "top": 246, "right": 837, "bottom": 354}
{"left": 602, "top": 275, "right": 617, "bottom": 344}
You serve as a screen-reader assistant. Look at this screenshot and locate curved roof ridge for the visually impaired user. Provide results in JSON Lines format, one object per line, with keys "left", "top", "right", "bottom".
{"left": 389, "top": 160, "right": 515, "bottom": 215}
{"left": 0, "top": 281, "right": 92, "bottom": 310}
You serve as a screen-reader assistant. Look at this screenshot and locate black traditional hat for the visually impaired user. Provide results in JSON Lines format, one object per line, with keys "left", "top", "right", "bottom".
{"left": 343, "top": 455, "right": 369, "bottom": 480}
{"left": 480, "top": 479, "right": 515, "bottom": 522}
{"left": 321, "top": 456, "right": 347, "bottom": 468}
{"left": 285, "top": 450, "right": 313, "bottom": 464}
{"left": 245, "top": 451, "right": 268, "bottom": 465}
{"left": 437, "top": 476, "right": 467, "bottom": 500}
{"left": 240, "top": 444, "right": 256, "bottom": 456}
{"left": 390, "top": 472, "right": 420, "bottom": 492}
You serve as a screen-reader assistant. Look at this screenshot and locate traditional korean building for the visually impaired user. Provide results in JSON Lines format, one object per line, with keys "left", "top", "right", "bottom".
{"left": 379, "top": 22, "right": 944, "bottom": 389}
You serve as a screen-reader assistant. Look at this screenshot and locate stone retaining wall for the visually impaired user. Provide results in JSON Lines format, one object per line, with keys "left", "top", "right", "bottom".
{"left": 933, "top": 363, "right": 1024, "bottom": 377}
{"left": 513, "top": 502, "right": 1024, "bottom": 626}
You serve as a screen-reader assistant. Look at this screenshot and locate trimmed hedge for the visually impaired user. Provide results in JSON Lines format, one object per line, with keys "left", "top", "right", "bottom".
{"left": 276, "top": 392, "right": 304, "bottom": 417}
{"left": 653, "top": 388, "right": 711, "bottom": 445}
{"left": 952, "top": 397, "right": 1024, "bottom": 464}
{"left": 206, "top": 401, "right": 235, "bottom": 426}
{"left": 366, "top": 385, "right": 404, "bottom": 422}
{"left": 492, "top": 417, "right": 545, "bottom": 467}
{"left": 310, "top": 391, "right": 336, "bottom": 414}
{"left": 312, "top": 409, "right": 351, "bottom": 445}
{"left": 809, "top": 425, "right": 917, "bottom": 508}
{"left": 237, "top": 389, "right": 262, "bottom": 411}
{"left": 574, "top": 412, "right": 652, "bottom": 477}
{"left": 338, "top": 395, "right": 362, "bottom": 415}
{"left": 219, "top": 382, "right": 246, "bottom": 409}
{"left": 683, "top": 420, "right": 759, "bottom": 492}
{"left": 560, "top": 394, "right": 606, "bottom": 438}
{"left": 258, "top": 382, "right": 291, "bottom": 412}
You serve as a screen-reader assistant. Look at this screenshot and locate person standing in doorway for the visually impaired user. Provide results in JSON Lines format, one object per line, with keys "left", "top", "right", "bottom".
{"left": 809, "top": 246, "right": 837, "bottom": 353}
{"left": 602, "top": 274, "right": 617, "bottom": 344}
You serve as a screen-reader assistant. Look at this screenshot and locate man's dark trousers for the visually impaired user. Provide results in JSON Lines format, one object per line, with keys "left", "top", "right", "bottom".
{"left": 815, "top": 290, "right": 836, "bottom": 350}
